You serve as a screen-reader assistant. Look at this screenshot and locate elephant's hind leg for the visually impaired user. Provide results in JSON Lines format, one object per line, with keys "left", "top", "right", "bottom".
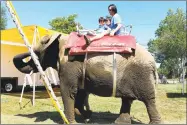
{"left": 75, "top": 89, "right": 92, "bottom": 121}
{"left": 143, "top": 98, "right": 162, "bottom": 124}
{"left": 84, "top": 93, "right": 90, "bottom": 111}
{"left": 115, "top": 98, "right": 132, "bottom": 124}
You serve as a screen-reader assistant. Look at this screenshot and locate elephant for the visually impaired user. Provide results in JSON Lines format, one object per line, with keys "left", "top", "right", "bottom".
{"left": 13, "top": 33, "right": 162, "bottom": 124}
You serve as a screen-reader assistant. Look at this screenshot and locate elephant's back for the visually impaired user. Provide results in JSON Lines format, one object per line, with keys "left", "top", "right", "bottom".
{"left": 86, "top": 53, "right": 128, "bottom": 73}
{"left": 135, "top": 44, "right": 155, "bottom": 62}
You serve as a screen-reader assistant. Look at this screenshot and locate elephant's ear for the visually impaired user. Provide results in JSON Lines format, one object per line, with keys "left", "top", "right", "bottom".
{"left": 42, "top": 33, "right": 61, "bottom": 51}
{"left": 58, "top": 34, "right": 69, "bottom": 63}
{"left": 33, "top": 33, "right": 61, "bottom": 52}
{"left": 58, "top": 35, "right": 69, "bottom": 45}
{"left": 40, "top": 35, "right": 51, "bottom": 44}
{"left": 33, "top": 35, "right": 51, "bottom": 52}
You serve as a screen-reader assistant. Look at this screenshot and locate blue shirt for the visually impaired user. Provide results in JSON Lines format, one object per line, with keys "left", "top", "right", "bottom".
{"left": 96, "top": 25, "right": 105, "bottom": 34}
{"left": 110, "top": 13, "right": 125, "bottom": 35}
{"left": 96, "top": 24, "right": 110, "bottom": 34}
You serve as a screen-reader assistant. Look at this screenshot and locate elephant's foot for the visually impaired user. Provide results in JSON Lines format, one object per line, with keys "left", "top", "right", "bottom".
{"left": 75, "top": 108, "right": 92, "bottom": 119}
{"left": 75, "top": 108, "right": 81, "bottom": 115}
{"left": 84, "top": 118, "right": 91, "bottom": 123}
{"left": 58, "top": 120, "right": 79, "bottom": 124}
{"left": 115, "top": 113, "right": 131, "bottom": 124}
{"left": 82, "top": 109, "right": 92, "bottom": 122}
{"left": 149, "top": 118, "right": 163, "bottom": 124}
{"left": 68, "top": 120, "right": 80, "bottom": 124}
{"left": 74, "top": 108, "right": 92, "bottom": 123}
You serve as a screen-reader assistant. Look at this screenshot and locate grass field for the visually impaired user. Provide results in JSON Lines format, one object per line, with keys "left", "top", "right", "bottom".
{"left": 1, "top": 83, "right": 186, "bottom": 124}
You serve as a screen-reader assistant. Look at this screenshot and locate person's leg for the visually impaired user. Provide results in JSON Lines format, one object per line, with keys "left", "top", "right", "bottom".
{"left": 90, "top": 33, "right": 104, "bottom": 41}
{"left": 84, "top": 30, "right": 110, "bottom": 45}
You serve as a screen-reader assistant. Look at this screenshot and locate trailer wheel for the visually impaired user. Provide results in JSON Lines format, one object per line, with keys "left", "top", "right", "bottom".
{"left": 1, "top": 78, "right": 17, "bottom": 93}
{"left": 4, "top": 82, "right": 14, "bottom": 92}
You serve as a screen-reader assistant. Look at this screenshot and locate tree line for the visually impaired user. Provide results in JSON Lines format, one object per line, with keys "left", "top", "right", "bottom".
{"left": 147, "top": 8, "right": 186, "bottom": 78}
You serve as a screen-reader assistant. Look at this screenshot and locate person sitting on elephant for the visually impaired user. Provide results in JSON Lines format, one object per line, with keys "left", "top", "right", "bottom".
{"left": 108, "top": 4, "right": 125, "bottom": 36}
{"left": 77, "top": 17, "right": 105, "bottom": 37}
{"left": 83, "top": 17, "right": 107, "bottom": 37}
{"left": 84, "top": 4, "right": 125, "bottom": 45}
{"left": 95, "top": 17, "right": 107, "bottom": 33}
{"left": 104, "top": 16, "right": 112, "bottom": 30}
{"left": 84, "top": 16, "right": 112, "bottom": 45}
{"left": 93, "top": 16, "right": 111, "bottom": 34}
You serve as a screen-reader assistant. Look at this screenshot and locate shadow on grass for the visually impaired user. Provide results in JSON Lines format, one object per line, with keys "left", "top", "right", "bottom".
{"left": 89, "top": 112, "right": 144, "bottom": 124}
{"left": 166, "top": 92, "right": 187, "bottom": 98}
{"left": 16, "top": 111, "right": 62, "bottom": 124}
{"left": 16, "top": 111, "right": 144, "bottom": 124}
{"left": 2, "top": 88, "right": 62, "bottom": 99}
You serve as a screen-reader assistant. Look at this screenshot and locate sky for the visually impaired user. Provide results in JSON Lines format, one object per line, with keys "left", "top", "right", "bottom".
{"left": 2, "top": 1, "right": 186, "bottom": 47}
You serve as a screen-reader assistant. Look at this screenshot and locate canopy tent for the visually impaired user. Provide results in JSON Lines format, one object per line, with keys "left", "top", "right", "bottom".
{"left": 1, "top": 25, "right": 67, "bottom": 106}
{"left": 1, "top": 25, "right": 67, "bottom": 45}
{"left": 1, "top": 25, "right": 66, "bottom": 86}
{"left": 1, "top": 25, "right": 67, "bottom": 85}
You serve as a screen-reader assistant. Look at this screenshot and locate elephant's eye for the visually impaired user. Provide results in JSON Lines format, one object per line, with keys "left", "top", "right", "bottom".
{"left": 40, "top": 35, "right": 50, "bottom": 44}
{"left": 41, "top": 40, "right": 49, "bottom": 44}
{"left": 23, "top": 56, "right": 31, "bottom": 63}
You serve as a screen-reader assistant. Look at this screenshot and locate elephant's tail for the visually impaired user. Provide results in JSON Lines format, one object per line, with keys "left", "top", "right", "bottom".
{"left": 154, "top": 68, "right": 159, "bottom": 85}
{"left": 151, "top": 61, "right": 159, "bottom": 85}
{"left": 153, "top": 63, "right": 159, "bottom": 93}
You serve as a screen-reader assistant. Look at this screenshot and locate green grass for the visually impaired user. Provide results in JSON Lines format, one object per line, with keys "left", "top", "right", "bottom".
{"left": 1, "top": 84, "right": 186, "bottom": 124}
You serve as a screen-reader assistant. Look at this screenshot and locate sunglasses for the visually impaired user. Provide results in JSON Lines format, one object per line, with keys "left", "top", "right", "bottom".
{"left": 108, "top": 9, "right": 112, "bottom": 11}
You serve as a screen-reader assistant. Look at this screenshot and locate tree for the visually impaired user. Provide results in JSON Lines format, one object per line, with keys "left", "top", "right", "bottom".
{"left": 147, "top": 8, "right": 186, "bottom": 78}
{"left": 153, "top": 8, "right": 186, "bottom": 59}
{"left": 147, "top": 39, "right": 165, "bottom": 63}
{"left": 49, "top": 14, "right": 83, "bottom": 34}
{"left": 159, "top": 58, "right": 180, "bottom": 77}
{"left": 1, "top": 6, "right": 7, "bottom": 30}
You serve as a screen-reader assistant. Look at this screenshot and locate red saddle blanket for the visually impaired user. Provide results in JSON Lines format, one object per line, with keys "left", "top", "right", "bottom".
{"left": 65, "top": 32, "right": 136, "bottom": 55}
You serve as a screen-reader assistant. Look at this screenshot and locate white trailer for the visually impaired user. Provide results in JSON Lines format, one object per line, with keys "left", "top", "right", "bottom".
{"left": 1, "top": 25, "right": 63, "bottom": 92}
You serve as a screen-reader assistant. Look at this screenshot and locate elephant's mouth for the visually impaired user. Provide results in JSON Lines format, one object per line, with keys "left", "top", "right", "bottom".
{"left": 13, "top": 51, "right": 39, "bottom": 74}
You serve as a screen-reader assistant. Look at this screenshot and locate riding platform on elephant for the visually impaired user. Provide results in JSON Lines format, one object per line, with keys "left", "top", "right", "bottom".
{"left": 65, "top": 32, "right": 136, "bottom": 55}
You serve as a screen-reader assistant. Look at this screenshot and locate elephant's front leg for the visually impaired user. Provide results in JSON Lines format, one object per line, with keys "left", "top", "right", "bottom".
{"left": 59, "top": 62, "right": 82, "bottom": 123}
{"left": 60, "top": 84, "right": 77, "bottom": 123}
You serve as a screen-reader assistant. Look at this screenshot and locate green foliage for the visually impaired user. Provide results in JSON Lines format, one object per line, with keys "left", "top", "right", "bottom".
{"left": 147, "top": 8, "right": 186, "bottom": 77}
{"left": 159, "top": 58, "right": 181, "bottom": 78}
{"left": 49, "top": 14, "right": 83, "bottom": 34}
{"left": 157, "top": 67, "right": 169, "bottom": 76}
{"left": 147, "top": 39, "right": 156, "bottom": 53}
{"left": 148, "top": 39, "right": 166, "bottom": 63}
{"left": 1, "top": 6, "right": 7, "bottom": 30}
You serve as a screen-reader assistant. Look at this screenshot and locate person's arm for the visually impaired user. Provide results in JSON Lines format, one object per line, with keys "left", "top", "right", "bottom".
{"left": 112, "top": 23, "right": 122, "bottom": 34}
{"left": 104, "top": 25, "right": 111, "bottom": 31}
{"left": 94, "top": 28, "right": 99, "bottom": 31}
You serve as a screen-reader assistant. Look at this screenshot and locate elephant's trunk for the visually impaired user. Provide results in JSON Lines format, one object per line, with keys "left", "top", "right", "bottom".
{"left": 13, "top": 52, "right": 38, "bottom": 74}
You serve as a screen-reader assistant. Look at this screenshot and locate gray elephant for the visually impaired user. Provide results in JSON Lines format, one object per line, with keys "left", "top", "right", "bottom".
{"left": 13, "top": 33, "right": 162, "bottom": 124}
